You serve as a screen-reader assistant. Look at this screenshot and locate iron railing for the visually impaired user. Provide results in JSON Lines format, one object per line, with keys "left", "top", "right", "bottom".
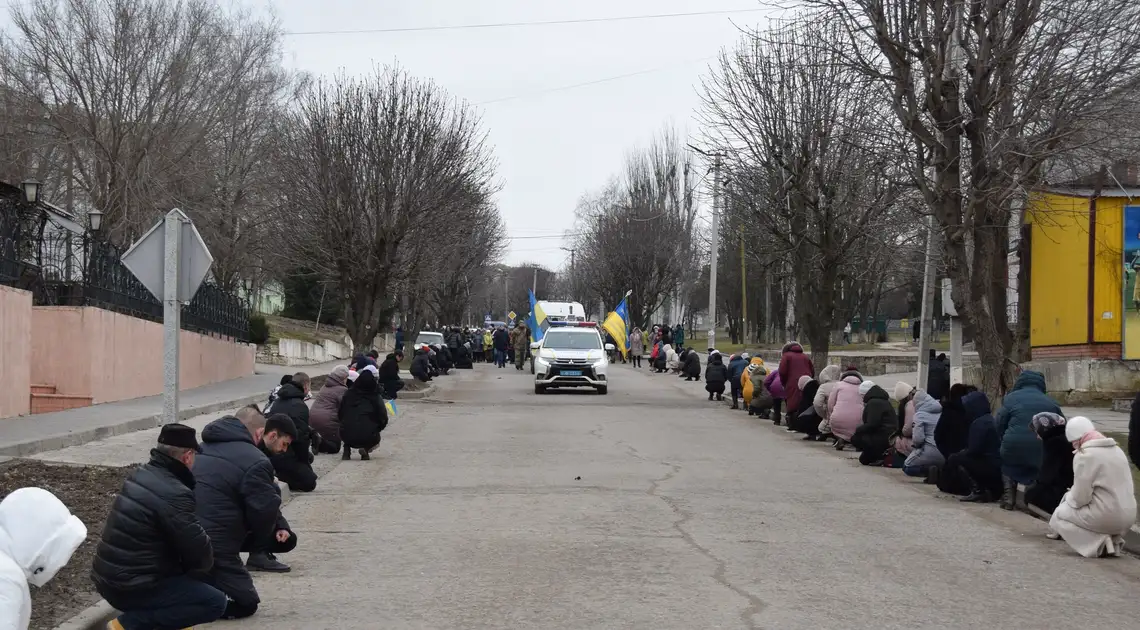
{"left": 0, "top": 201, "right": 250, "bottom": 342}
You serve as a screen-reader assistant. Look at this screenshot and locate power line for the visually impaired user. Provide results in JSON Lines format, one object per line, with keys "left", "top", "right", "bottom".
{"left": 505, "top": 233, "right": 581, "bottom": 240}
{"left": 475, "top": 57, "right": 712, "bottom": 106}
{"left": 283, "top": 8, "right": 767, "bottom": 37}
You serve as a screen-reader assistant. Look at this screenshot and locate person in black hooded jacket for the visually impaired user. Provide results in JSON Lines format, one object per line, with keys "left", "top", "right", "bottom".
{"left": 93, "top": 424, "right": 227, "bottom": 630}
{"left": 1024, "top": 412, "right": 1075, "bottom": 514}
{"left": 193, "top": 408, "right": 298, "bottom": 619}
{"left": 410, "top": 346, "right": 433, "bottom": 382}
{"left": 680, "top": 348, "right": 701, "bottom": 381}
{"left": 264, "top": 373, "right": 316, "bottom": 493}
{"left": 379, "top": 352, "right": 406, "bottom": 398}
{"left": 852, "top": 382, "right": 896, "bottom": 465}
{"left": 934, "top": 384, "right": 976, "bottom": 461}
{"left": 926, "top": 350, "right": 951, "bottom": 401}
{"left": 705, "top": 352, "right": 729, "bottom": 401}
{"left": 339, "top": 368, "right": 389, "bottom": 460}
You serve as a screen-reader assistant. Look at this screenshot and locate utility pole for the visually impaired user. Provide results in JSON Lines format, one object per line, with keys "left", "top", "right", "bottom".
{"left": 561, "top": 247, "right": 575, "bottom": 302}
{"left": 917, "top": 214, "right": 938, "bottom": 390}
{"left": 708, "top": 154, "right": 721, "bottom": 351}
{"left": 503, "top": 273, "right": 509, "bottom": 320}
{"left": 532, "top": 267, "right": 537, "bottom": 294}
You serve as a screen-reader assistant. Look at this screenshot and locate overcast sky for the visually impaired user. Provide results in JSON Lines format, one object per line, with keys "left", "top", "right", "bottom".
{"left": 2, "top": 0, "right": 766, "bottom": 269}
{"left": 270, "top": 0, "right": 763, "bottom": 269}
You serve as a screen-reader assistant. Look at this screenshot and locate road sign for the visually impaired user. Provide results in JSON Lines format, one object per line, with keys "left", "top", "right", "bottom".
{"left": 507, "top": 310, "right": 517, "bottom": 321}
{"left": 121, "top": 208, "right": 213, "bottom": 425}
{"left": 121, "top": 208, "right": 213, "bottom": 302}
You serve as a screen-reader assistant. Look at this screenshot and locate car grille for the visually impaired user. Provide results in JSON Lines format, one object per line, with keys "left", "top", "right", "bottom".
{"left": 552, "top": 358, "right": 590, "bottom": 367}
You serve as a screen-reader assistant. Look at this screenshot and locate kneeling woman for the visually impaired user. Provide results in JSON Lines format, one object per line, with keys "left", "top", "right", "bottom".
{"left": 1024, "top": 412, "right": 1074, "bottom": 514}
{"left": 338, "top": 367, "right": 389, "bottom": 461}
{"left": 1048, "top": 416, "right": 1137, "bottom": 557}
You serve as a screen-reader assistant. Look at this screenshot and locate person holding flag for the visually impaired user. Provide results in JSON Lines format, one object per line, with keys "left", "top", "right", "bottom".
{"left": 602, "top": 291, "right": 632, "bottom": 361}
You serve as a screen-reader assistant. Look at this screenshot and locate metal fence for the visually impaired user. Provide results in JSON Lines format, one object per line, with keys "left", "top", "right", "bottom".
{"left": 0, "top": 204, "right": 250, "bottom": 342}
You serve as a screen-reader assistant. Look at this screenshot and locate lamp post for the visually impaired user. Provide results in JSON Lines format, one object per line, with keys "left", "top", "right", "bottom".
{"left": 20, "top": 179, "right": 40, "bottom": 205}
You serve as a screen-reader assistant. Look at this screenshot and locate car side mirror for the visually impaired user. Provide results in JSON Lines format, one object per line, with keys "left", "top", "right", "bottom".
{"left": 604, "top": 343, "right": 615, "bottom": 351}
{"left": 530, "top": 342, "right": 541, "bottom": 350}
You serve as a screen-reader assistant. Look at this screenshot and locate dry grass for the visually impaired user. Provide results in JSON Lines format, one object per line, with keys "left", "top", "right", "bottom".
{"left": 265, "top": 314, "right": 349, "bottom": 345}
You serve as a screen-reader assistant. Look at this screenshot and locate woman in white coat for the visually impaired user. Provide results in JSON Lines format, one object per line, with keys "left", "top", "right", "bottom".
{"left": 1049, "top": 416, "right": 1138, "bottom": 557}
{"left": 0, "top": 487, "right": 87, "bottom": 630}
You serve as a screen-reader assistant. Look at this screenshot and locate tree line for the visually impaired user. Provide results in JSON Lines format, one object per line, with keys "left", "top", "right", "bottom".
{"left": 0, "top": 0, "right": 506, "bottom": 350}
{"left": 571, "top": 0, "right": 1140, "bottom": 395}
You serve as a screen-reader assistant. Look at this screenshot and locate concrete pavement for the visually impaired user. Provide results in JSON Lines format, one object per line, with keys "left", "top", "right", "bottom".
{"left": 116, "top": 362, "right": 1140, "bottom": 630}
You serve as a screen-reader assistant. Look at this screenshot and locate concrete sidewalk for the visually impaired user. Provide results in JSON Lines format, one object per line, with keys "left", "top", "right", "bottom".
{"left": 0, "top": 360, "right": 347, "bottom": 457}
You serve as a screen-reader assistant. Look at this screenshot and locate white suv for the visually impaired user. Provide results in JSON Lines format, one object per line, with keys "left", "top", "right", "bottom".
{"left": 531, "top": 324, "right": 613, "bottom": 395}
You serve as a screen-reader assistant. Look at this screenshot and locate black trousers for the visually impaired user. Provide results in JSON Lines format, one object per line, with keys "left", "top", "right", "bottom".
{"left": 269, "top": 453, "right": 317, "bottom": 492}
{"left": 730, "top": 381, "right": 743, "bottom": 404}
{"left": 210, "top": 530, "right": 299, "bottom": 619}
{"left": 632, "top": 355, "right": 642, "bottom": 367}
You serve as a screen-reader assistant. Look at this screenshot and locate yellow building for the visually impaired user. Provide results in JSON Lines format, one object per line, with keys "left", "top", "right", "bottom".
{"left": 1027, "top": 163, "right": 1140, "bottom": 360}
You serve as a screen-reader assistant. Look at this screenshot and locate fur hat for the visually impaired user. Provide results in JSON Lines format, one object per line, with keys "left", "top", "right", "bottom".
{"left": 893, "top": 381, "right": 915, "bottom": 402}
{"left": 1064, "top": 416, "right": 1095, "bottom": 443}
{"left": 858, "top": 380, "right": 876, "bottom": 396}
{"left": 798, "top": 375, "right": 812, "bottom": 389}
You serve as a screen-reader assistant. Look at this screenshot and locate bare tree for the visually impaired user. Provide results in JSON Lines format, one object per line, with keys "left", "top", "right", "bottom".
{"left": 275, "top": 66, "right": 499, "bottom": 350}
{"left": 570, "top": 128, "right": 699, "bottom": 328}
{"left": 0, "top": 0, "right": 285, "bottom": 244}
{"left": 700, "top": 19, "right": 911, "bottom": 367}
{"left": 796, "top": 0, "right": 1140, "bottom": 394}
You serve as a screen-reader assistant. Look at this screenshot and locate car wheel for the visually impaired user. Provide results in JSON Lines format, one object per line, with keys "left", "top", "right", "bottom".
{"left": 535, "top": 384, "right": 546, "bottom": 395}
{"left": 596, "top": 386, "right": 608, "bottom": 395}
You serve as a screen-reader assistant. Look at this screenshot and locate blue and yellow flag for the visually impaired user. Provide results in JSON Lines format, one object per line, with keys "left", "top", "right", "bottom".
{"left": 384, "top": 399, "right": 397, "bottom": 417}
{"left": 602, "top": 293, "right": 631, "bottom": 358}
{"left": 528, "top": 289, "right": 549, "bottom": 343}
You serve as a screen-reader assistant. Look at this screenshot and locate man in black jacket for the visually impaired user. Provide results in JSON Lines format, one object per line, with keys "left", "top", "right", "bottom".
{"left": 93, "top": 423, "right": 227, "bottom": 630}
{"left": 410, "top": 346, "right": 433, "bottom": 382}
{"left": 266, "top": 372, "right": 317, "bottom": 492}
{"left": 193, "top": 407, "right": 299, "bottom": 620}
{"left": 379, "top": 351, "right": 406, "bottom": 398}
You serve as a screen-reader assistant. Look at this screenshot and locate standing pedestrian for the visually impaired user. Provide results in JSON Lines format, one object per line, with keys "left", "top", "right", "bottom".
{"left": 629, "top": 327, "right": 644, "bottom": 368}
{"left": 493, "top": 325, "right": 509, "bottom": 368}
{"left": 842, "top": 322, "right": 852, "bottom": 345}
{"left": 513, "top": 324, "right": 530, "bottom": 370}
{"left": 673, "top": 323, "right": 685, "bottom": 349}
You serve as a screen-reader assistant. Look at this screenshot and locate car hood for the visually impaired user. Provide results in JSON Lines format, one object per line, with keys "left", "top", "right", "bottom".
{"left": 540, "top": 348, "right": 605, "bottom": 361}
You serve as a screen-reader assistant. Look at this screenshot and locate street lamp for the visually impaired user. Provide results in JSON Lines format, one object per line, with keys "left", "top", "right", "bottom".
{"left": 88, "top": 208, "right": 103, "bottom": 233}
{"left": 20, "top": 179, "right": 40, "bottom": 204}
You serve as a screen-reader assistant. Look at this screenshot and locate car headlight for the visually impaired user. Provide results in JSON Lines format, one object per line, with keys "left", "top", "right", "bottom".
{"left": 536, "top": 356, "right": 550, "bottom": 367}
{"left": 592, "top": 359, "right": 607, "bottom": 369}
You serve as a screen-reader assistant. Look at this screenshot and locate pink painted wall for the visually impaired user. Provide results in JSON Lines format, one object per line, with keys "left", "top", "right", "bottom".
{"left": 0, "top": 286, "right": 32, "bottom": 417}
{"left": 31, "top": 306, "right": 255, "bottom": 404}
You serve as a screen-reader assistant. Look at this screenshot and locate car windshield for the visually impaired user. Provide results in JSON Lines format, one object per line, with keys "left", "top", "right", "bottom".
{"left": 542, "top": 330, "right": 602, "bottom": 350}
{"left": 416, "top": 332, "right": 445, "bottom": 345}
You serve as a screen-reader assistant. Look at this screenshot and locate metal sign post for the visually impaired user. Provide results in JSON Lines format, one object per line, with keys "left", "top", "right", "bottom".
{"left": 121, "top": 208, "right": 213, "bottom": 425}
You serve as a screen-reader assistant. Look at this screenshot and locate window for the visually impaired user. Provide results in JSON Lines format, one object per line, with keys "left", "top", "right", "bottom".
{"left": 543, "top": 330, "right": 602, "bottom": 350}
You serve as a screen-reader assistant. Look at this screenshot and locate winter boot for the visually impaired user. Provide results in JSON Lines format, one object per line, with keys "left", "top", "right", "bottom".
{"left": 342, "top": 444, "right": 352, "bottom": 460}
{"left": 708, "top": 393, "right": 714, "bottom": 401}
{"left": 999, "top": 476, "right": 1016, "bottom": 510}
{"left": 310, "top": 431, "right": 323, "bottom": 457}
{"left": 731, "top": 400, "right": 739, "bottom": 410}
{"left": 359, "top": 448, "right": 371, "bottom": 461}
{"left": 716, "top": 393, "right": 724, "bottom": 402}
{"left": 247, "top": 552, "right": 291, "bottom": 573}
{"left": 959, "top": 474, "right": 992, "bottom": 503}
{"left": 924, "top": 465, "right": 941, "bottom": 486}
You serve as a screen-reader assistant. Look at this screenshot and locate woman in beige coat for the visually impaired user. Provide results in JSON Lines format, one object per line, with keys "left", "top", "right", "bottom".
{"left": 1049, "top": 416, "right": 1137, "bottom": 557}
{"left": 813, "top": 365, "right": 841, "bottom": 438}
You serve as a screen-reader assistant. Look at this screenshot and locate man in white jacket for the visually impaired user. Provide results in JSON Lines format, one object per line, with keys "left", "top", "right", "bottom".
{"left": 0, "top": 487, "right": 87, "bottom": 630}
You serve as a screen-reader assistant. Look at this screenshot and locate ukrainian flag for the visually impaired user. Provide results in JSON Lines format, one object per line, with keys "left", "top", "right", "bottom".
{"left": 602, "top": 292, "right": 632, "bottom": 358}
{"left": 384, "top": 399, "right": 397, "bottom": 417}
{"left": 528, "top": 289, "right": 549, "bottom": 343}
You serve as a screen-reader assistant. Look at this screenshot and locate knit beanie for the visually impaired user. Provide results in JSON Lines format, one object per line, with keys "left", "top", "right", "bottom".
{"left": 893, "top": 381, "right": 915, "bottom": 402}
{"left": 858, "top": 380, "right": 876, "bottom": 396}
{"left": 1064, "top": 416, "right": 1095, "bottom": 443}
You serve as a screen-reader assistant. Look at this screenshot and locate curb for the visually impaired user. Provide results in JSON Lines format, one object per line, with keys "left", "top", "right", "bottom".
{"left": 2, "top": 369, "right": 345, "bottom": 459}
{"left": 0, "top": 393, "right": 267, "bottom": 458}
{"left": 52, "top": 600, "right": 117, "bottom": 630}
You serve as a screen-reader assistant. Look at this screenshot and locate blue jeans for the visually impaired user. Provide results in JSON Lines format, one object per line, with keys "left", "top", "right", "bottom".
{"left": 106, "top": 575, "right": 227, "bottom": 630}
{"left": 494, "top": 349, "right": 506, "bottom": 367}
{"left": 903, "top": 464, "right": 927, "bottom": 477}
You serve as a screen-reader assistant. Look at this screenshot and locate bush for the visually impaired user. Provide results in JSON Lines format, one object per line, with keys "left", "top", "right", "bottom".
{"left": 249, "top": 314, "right": 270, "bottom": 345}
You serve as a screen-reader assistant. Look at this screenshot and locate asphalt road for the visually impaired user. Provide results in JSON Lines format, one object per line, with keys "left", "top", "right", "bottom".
{"left": 224, "top": 363, "right": 1140, "bottom": 630}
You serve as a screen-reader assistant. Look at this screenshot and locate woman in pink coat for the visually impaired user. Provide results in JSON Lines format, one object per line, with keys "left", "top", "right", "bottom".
{"left": 827, "top": 369, "right": 865, "bottom": 448}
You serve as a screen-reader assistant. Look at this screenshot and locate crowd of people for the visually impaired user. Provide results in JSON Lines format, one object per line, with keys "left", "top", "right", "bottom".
{"left": 404, "top": 324, "right": 533, "bottom": 380}
{"left": 688, "top": 342, "right": 1139, "bottom": 559}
